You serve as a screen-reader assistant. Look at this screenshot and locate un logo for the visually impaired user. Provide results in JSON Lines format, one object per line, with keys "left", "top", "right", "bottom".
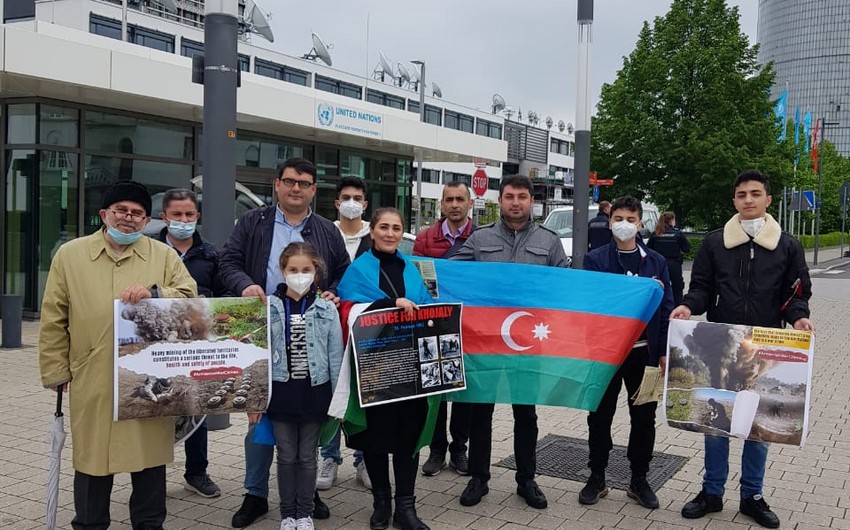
{"left": 317, "top": 103, "right": 334, "bottom": 127}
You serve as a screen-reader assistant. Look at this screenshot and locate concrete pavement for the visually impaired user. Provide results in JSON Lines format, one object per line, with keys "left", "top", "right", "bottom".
{"left": 1, "top": 283, "right": 848, "bottom": 529}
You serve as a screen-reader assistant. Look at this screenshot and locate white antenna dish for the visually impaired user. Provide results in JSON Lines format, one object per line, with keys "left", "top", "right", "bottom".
{"left": 302, "top": 33, "right": 333, "bottom": 66}
{"left": 397, "top": 62, "right": 412, "bottom": 87}
{"left": 545, "top": 116, "right": 553, "bottom": 129}
{"left": 557, "top": 120, "right": 565, "bottom": 132}
{"left": 379, "top": 52, "right": 394, "bottom": 78}
{"left": 239, "top": 0, "right": 274, "bottom": 43}
{"left": 432, "top": 82, "right": 442, "bottom": 98}
{"left": 492, "top": 93, "right": 506, "bottom": 114}
{"left": 567, "top": 122, "right": 574, "bottom": 134}
{"left": 527, "top": 111, "right": 535, "bottom": 124}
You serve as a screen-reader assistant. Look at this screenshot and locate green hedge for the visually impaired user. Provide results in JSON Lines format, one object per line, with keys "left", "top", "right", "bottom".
{"left": 799, "top": 232, "right": 849, "bottom": 249}
{"left": 683, "top": 237, "right": 703, "bottom": 261}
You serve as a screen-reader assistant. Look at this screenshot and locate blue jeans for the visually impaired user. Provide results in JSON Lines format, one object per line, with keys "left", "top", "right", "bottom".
{"left": 320, "top": 427, "right": 363, "bottom": 467}
{"left": 703, "top": 435, "right": 769, "bottom": 498}
{"left": 244, "top": 423, "right": 275, "bottom": 498}
{"left": 184, "top": 418, "right": 208, "bottom": 478}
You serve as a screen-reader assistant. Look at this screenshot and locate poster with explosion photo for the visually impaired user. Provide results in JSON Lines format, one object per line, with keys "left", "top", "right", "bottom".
{"left": 113, "top": 297, "right": 271, "bottom": 421}
{"left": 664, "top": 320, "right": 814, "bottom": 447}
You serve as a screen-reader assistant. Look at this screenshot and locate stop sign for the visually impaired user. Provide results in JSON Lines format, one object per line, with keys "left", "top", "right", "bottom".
{"left": 471, "top": 168, "right": 488, "bottom": 197}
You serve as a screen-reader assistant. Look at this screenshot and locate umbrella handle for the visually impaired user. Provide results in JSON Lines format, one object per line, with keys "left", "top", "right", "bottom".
{"left": 55, "top": 384, "right": 64, "bottom": 418}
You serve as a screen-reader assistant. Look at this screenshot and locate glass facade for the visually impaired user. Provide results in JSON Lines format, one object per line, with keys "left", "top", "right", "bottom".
{"left": 1, "top": 100, "right": 414, "bottom": 313}
{"left": 758, "top": 0, "right": 850, "bottom": 155}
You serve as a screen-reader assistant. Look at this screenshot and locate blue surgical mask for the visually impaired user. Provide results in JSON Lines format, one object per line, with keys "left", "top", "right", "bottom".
{"left": 167, "top": 220, "right": 197, "bottom": 240}
{"left": 107, "top": 225, "right": 143, "bottom": 245}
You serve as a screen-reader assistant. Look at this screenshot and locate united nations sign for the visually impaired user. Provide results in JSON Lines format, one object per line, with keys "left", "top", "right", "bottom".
{"left": 314, "top": 100, "right": 383, "bottom": 139}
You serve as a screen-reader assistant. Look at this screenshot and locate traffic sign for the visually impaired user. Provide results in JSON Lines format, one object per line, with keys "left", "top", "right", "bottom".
{"left": 595, "top": 179, "right": 614, "bottom": 186}
{"left": 471, "top": 168, "right": 488, "bottom": 197}
{"left": 803, "top": 190, "right": 816, "bottom": 210}
{"left": 592, "top": 185, "right": 600, "bottom": 202}
{"left": 474, "top": 197, "right": 485, "bottom": 209}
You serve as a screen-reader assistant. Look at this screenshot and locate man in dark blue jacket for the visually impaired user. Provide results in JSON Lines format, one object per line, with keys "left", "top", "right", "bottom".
{"left": 156, "top": 188, "right": 226, "bottom": 499}
{"left": 580, "top": 196, "right": 674, "bottom": 510}
{"left": 588, "top": 201, "right": 612, "bottom": 250}
{"left": 219, "top": 158, "right": 349, "bottom": 528}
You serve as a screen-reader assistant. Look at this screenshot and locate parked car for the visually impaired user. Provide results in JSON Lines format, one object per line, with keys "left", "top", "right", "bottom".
{"left": 543, "top": 202, "right": 659, "bottom": 257}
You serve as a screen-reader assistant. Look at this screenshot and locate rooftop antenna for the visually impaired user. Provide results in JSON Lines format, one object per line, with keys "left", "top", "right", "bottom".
{"left": 432, "top": 82, "right": 442, "bottom": 98}
{"left": 492, "top": 93, "right": 506, "bottom": 114}
{"left": 239, "top": 0, "right": 274, "bottom": 43}
{"left": 527, "top": 110, "right": 535, "bottom": 125}
{"left": 503, "top": 108, "right": 514, "bottom": 121}
{"left": 397, "top": 62, "right": 412, "bottom": 88}
{"left": 567, "top": 122, "right": 574, "bottom": 134}
{"left": 410, "top": 62, "right": 422, "bottom": 91}
{"left": 302, "top": 32, "right": 333, "bottom": 66}
{"left": 557, "top": 120, "right": 565, "bottom": 133}
{"left": 545, "top": 116, "right": 553, "bottom": 130}
{"left": 518, "top": 108, "right": 523, "bottom": 122}
{"left": 372, "top": 51, "right": 395, "bottom": 82}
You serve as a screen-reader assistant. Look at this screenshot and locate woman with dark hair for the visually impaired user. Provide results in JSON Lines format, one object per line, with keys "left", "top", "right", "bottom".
{"left": 337, "top": 207, "right": 438, "bottom": 530}
{"left": 647, "top": 211, "right": 690, "bottom": 305}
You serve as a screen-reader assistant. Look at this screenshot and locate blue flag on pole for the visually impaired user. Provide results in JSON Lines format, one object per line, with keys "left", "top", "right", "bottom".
{"left": 803, "top": 111, "right": 812, "bottom": 153}
{"left": 794, "top": 106, "right": 800, "bottom": 164}
{"left": 774, "top": 89, "right": 788, "bottom": 141}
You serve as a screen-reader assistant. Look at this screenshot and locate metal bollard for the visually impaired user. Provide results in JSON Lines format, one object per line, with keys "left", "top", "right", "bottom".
{"left": 1, "top": 294, "right": 23, "bottom": 348}
{"left": 205, "top": 413, "right": 231, "bottom": 431}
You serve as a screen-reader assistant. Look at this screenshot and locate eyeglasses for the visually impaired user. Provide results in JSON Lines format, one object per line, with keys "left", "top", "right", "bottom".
{"left": 279, "top": 177, "right": 314, "bottom": 190}
{"left": 109, "top": 208, "right": 147, "bottom": 222}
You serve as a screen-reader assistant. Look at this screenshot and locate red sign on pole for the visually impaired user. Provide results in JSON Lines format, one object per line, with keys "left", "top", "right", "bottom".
{"left": 471, "top": 168, "right": 488, "bottom": 197}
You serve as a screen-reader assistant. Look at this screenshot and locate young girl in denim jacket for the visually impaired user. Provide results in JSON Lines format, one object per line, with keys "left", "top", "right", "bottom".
{"left": 266, "top": 242, "right": 343, "bottom": 530}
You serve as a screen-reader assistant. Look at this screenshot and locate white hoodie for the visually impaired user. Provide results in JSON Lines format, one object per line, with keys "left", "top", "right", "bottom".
{"left": 335, "top": 219, "right": 371, "bottom": 261}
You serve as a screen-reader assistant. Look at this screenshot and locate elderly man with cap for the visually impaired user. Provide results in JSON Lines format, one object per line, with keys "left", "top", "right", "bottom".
{"left": 40, "top": 180, "right": 197, "bottom": 530}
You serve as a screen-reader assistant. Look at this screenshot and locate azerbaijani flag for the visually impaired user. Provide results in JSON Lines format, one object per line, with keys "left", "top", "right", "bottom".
{"left": 420, "top": 259, "right": 663, "bottom": 412}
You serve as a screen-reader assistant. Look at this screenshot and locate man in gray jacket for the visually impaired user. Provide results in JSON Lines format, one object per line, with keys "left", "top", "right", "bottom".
{"left": 451, "top": 175, "right": 568, "bottom": 510}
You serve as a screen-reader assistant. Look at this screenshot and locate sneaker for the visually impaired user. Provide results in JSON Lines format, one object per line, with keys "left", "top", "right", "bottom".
{"left": 356, "top": 461, "right": 373, "bottom": 490}
{"left": 459, "top": 478, "right": 489, "bottom": 507}
{"left": 232, "top": 494, "right": 269, "bottom": 528}
{"left": 184, "top": 473, "right": 221, "bottom": 498}
{"left": 315, "top": 458, "right": 339, "bottom": 490}
{"left": 517, "top": 480, "right": 548, "bottom": 509}
{"left": 295, "top": 517, "right": 315, "bottom": 530}
{"left": 740, "top": 494, "right": 780, "bottom": 528}
{"left": 578, "top": 472, "right": 608, "bottom": 505}
{"left": 627, "top": 476, "right": 659, "bottom": 509}
{"left": 681, "top": 490, "right": 723, "bottom": 519}
{"left": 279, "top": 517, "right": 297, "bottom": 530}
{"left": 313, "top": 491, "right": 330, "bottom": 520}
{"left": 450, "top": 451, "right": 469, "bottom": 475}
{"left": 421, "top": 451, "right": 447, "bottom": 476}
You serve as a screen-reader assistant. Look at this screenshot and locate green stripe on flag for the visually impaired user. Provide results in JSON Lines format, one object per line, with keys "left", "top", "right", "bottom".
{"left": 448, "top": 354, "right": 619, "bottom": 412}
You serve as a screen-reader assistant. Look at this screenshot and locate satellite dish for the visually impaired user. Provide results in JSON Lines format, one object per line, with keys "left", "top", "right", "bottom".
{"left": 527, "top": 111, "right": 535, "bottom": 124}
{"left": 432, "top": 82, "right": 442, "bottom": 98}
{"left": 492, "top": 93, "right": 506, "bottom": 114}
{"left": 545, "top": 116, "right": 553, "bottom": 130}
{"left": 239, "top": 0, "right": 275, "bottom": 43}
{"left": 567, "top": 122, "right": 574, "bottom": 134}
{"left": 397, "top": 62, "right": 412, "bottom": 87}
{"left": 302, "top": 33, "right": 333, "bottom": 67}
{"left": 557, "top": 120, "right": 565, "bottom": 133}
{"left": 372, "top": 51, "right": 395, "bottom": 82}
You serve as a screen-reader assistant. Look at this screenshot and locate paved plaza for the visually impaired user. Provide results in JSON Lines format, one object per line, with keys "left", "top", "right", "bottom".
{"left": 1, "top": 254, "right": 848, "bottom": 530}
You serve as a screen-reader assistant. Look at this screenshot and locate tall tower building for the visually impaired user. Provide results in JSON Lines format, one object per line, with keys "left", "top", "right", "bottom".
{"left": 757, "top": 0, "right": 850, "bottom": 155}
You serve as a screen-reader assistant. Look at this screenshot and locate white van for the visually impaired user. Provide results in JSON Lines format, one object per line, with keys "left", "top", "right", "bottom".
{"left": 543, "top": 202, "right": 660, "bottom": 257}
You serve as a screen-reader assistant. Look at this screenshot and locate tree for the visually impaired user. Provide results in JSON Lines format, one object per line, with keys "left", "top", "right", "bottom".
{"left": 591, "top": 0, "right": 780, "bottom": 229}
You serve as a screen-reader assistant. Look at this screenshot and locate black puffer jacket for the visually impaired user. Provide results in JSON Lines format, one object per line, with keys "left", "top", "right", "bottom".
{"left": 682, "top": 215, "right": 811, "bottom": 327}
{"left": 219, "top": 206, "right": 349, "bottom": 296}
{"left": 156, "top": 229, "right": 227, "bottom": 297}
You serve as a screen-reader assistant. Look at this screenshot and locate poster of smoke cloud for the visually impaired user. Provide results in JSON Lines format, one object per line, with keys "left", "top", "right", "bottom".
{"left": 664, "top": 320, "right": 814, "bottom": 447}
{"left": 113, "top": 298, "right": 271, "bottom": 421}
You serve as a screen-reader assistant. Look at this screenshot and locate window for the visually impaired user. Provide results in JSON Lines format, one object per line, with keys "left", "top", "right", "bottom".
{"left": 254, "top": 59, "right": 310, "bottom": 86}
{"left": 476, "top": 119, "right": 503, "bottom": 139}
{"left": 424, "top": 105, "right": 442, "bottom": 126}
{"left": 443, "top": 171, "right": 471, "bottom": 186}
{"left": 315, "top": 76, "right": 362, "bottom": 100}
{"left": 488, "top": 178, "right": 500, "bottom": 191}
{"left": 412, "top": 168, "right": 440, "bottom": 184}
{"left": 550, "top": 138, "right": 571, "bottom": 156}
{"left": 180, "top": 37, "right": 204, "bottom": 58}
{"left": 40, "top": 106, "right": 79, "bottom": 147}
{"left": 85, "top": 111, "right": 193, "bottom": 160}
{"left": 366, "top": 89, "right": 405, "bottom": 110}
{"left": 90, "top": 14, "right": 122, "bottom": 40}
{"left": 237, "top": 54, "right": 250, "bottom": 72}
{"left": 444, "top": 110, "right": 474, "bottom": 133}
{"left": 235, "top": 135, "right": 311, "bottom": 169}
{"left": 129, "top": 25, "right": 175, "bottom": 53}
{"left": 408, "top": 100, "right": 420, "bottom": 114}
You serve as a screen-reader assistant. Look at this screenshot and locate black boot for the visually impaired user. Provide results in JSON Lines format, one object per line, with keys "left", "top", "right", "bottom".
{"left": 392, "top": 495, "right": 429, "bottom": 530}
{"left": 370, "top": 486, "right": 392, "bottom": 530}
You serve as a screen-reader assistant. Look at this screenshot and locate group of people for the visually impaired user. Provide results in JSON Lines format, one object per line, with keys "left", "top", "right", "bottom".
{"left": 39, "top": 157, "right": 813, "bottom": 530}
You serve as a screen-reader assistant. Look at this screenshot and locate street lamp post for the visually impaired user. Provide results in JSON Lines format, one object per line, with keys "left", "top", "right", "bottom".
{"left": 814, "top": 115, "right": 840, "bottom": 266}
{"left": 572, "top": 0, "right": 594, "bottom": 268}
{"left": 412, "top": 60, "right": 426, "bottom": 234}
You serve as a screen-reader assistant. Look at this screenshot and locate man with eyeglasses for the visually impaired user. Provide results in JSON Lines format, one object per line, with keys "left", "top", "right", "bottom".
{"left": 220, "top": 157, "right": 350, "bottom": 528}
{"left": 40, "top": 180, "right": 197, "bottom": 530}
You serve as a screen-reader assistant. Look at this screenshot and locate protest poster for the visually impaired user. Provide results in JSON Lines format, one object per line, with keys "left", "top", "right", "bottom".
{"left": 664, "top": 319, "right": 814, "bottom": 446}
{"left": 351, "top": 303, "right": 465, "bottom": 407}
{"left": 114, "top": 297, "right": 271, "bottom": 421}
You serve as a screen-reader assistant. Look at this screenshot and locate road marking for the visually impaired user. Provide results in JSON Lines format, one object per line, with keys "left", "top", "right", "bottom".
{"left": 824, "top": 270, "right": 845, "bottom": 275}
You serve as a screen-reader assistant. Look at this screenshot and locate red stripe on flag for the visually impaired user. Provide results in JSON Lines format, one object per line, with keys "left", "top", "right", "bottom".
{"left": 462, "top": 307, "right": 646, "bottom": 366}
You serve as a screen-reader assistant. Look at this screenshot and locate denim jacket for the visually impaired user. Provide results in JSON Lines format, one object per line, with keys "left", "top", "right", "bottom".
{"left": 268, "top": 294, "right": 344, "bottom": 391}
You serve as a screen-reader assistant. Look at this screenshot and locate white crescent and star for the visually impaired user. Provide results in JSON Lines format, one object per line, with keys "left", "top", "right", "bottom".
{"left": 501, "top": 311, "right": 551, "bottom": 352}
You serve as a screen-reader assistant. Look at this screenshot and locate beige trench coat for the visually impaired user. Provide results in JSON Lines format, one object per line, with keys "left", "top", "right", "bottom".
{"left": 39, "top": 230, "right": 197, "bottom": 476}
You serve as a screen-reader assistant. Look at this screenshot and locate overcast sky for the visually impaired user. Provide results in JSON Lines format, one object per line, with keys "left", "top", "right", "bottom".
{"left": 261, "top": 0, "right": 758, "bottom": 126}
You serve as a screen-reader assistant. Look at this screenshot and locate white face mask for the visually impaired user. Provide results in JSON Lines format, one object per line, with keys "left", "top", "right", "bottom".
{"left": 339, "top": 199, "right": 364, "bottom": 220}
{"left": 740, "top": 218, "right": 765, "bottom": 238}
{"left": 285, "top": 273, "right": 315, "bottom": 296}
{"left": 611, "top": 220, "right": 638, "bottom": 242}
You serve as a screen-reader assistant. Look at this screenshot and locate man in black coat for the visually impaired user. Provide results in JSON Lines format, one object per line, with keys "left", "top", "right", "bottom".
{"left": 588, "top": 201, "right": 612, "bottom": 250}
{"left": 672, "top": 170, "right": 814, "bottom": 529}
{"left": 219, "top": 158, "right": 350, "bottom": 528}
{"left": 156, "top": 188, "right": 226, "bottom": 499}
